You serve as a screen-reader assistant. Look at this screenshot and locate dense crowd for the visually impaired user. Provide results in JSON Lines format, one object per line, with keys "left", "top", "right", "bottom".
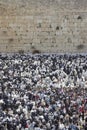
{"left": 0, "top": 53, "right": 87, "bottom": 130}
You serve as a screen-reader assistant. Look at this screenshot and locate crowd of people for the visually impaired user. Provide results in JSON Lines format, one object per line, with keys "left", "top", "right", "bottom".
{"left": 0, "top": 53, "right": 87, "bottom": 130}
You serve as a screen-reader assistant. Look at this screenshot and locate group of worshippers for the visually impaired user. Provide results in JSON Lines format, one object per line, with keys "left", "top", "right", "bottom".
{"left": 0, "top": 53, "right": 87, "bottom": 130}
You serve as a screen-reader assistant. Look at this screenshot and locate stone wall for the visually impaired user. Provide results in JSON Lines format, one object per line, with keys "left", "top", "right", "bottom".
{"left": 0, "top": 0, "right": 87, "bottom": 53}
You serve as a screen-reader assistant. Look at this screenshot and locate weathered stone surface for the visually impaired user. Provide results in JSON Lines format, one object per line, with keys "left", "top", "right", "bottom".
{"left": 0, "top": 0, "right": 87, "bottom": 53}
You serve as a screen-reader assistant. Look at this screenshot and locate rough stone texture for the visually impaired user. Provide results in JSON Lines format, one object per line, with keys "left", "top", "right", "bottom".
{"left": 0, "top": 0, "right": 87, "bottom": 53}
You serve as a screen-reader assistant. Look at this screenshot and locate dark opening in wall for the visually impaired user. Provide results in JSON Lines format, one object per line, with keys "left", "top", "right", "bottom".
{"left": 3, "top": 31, "right": 7, "bottom": 34}
{"left": 30, "top": 43, "right": 32, "bottom": 45}
{"left": 9, "top": 38, "right": 14, "bottom": 42}
{"left": 18, "top": 49, "right": 24, "bottom": 54}
{"left": 32, "top": 49, "right": 41, "bottom": 54}
{"left": 56, "top": 26, "right": 59, "bottom": 30}
{"left": 77, "top": 16, "right": 82, "bottom": 20}
{"left": 77, "top": 44, "right": 85, "bottom": 50}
